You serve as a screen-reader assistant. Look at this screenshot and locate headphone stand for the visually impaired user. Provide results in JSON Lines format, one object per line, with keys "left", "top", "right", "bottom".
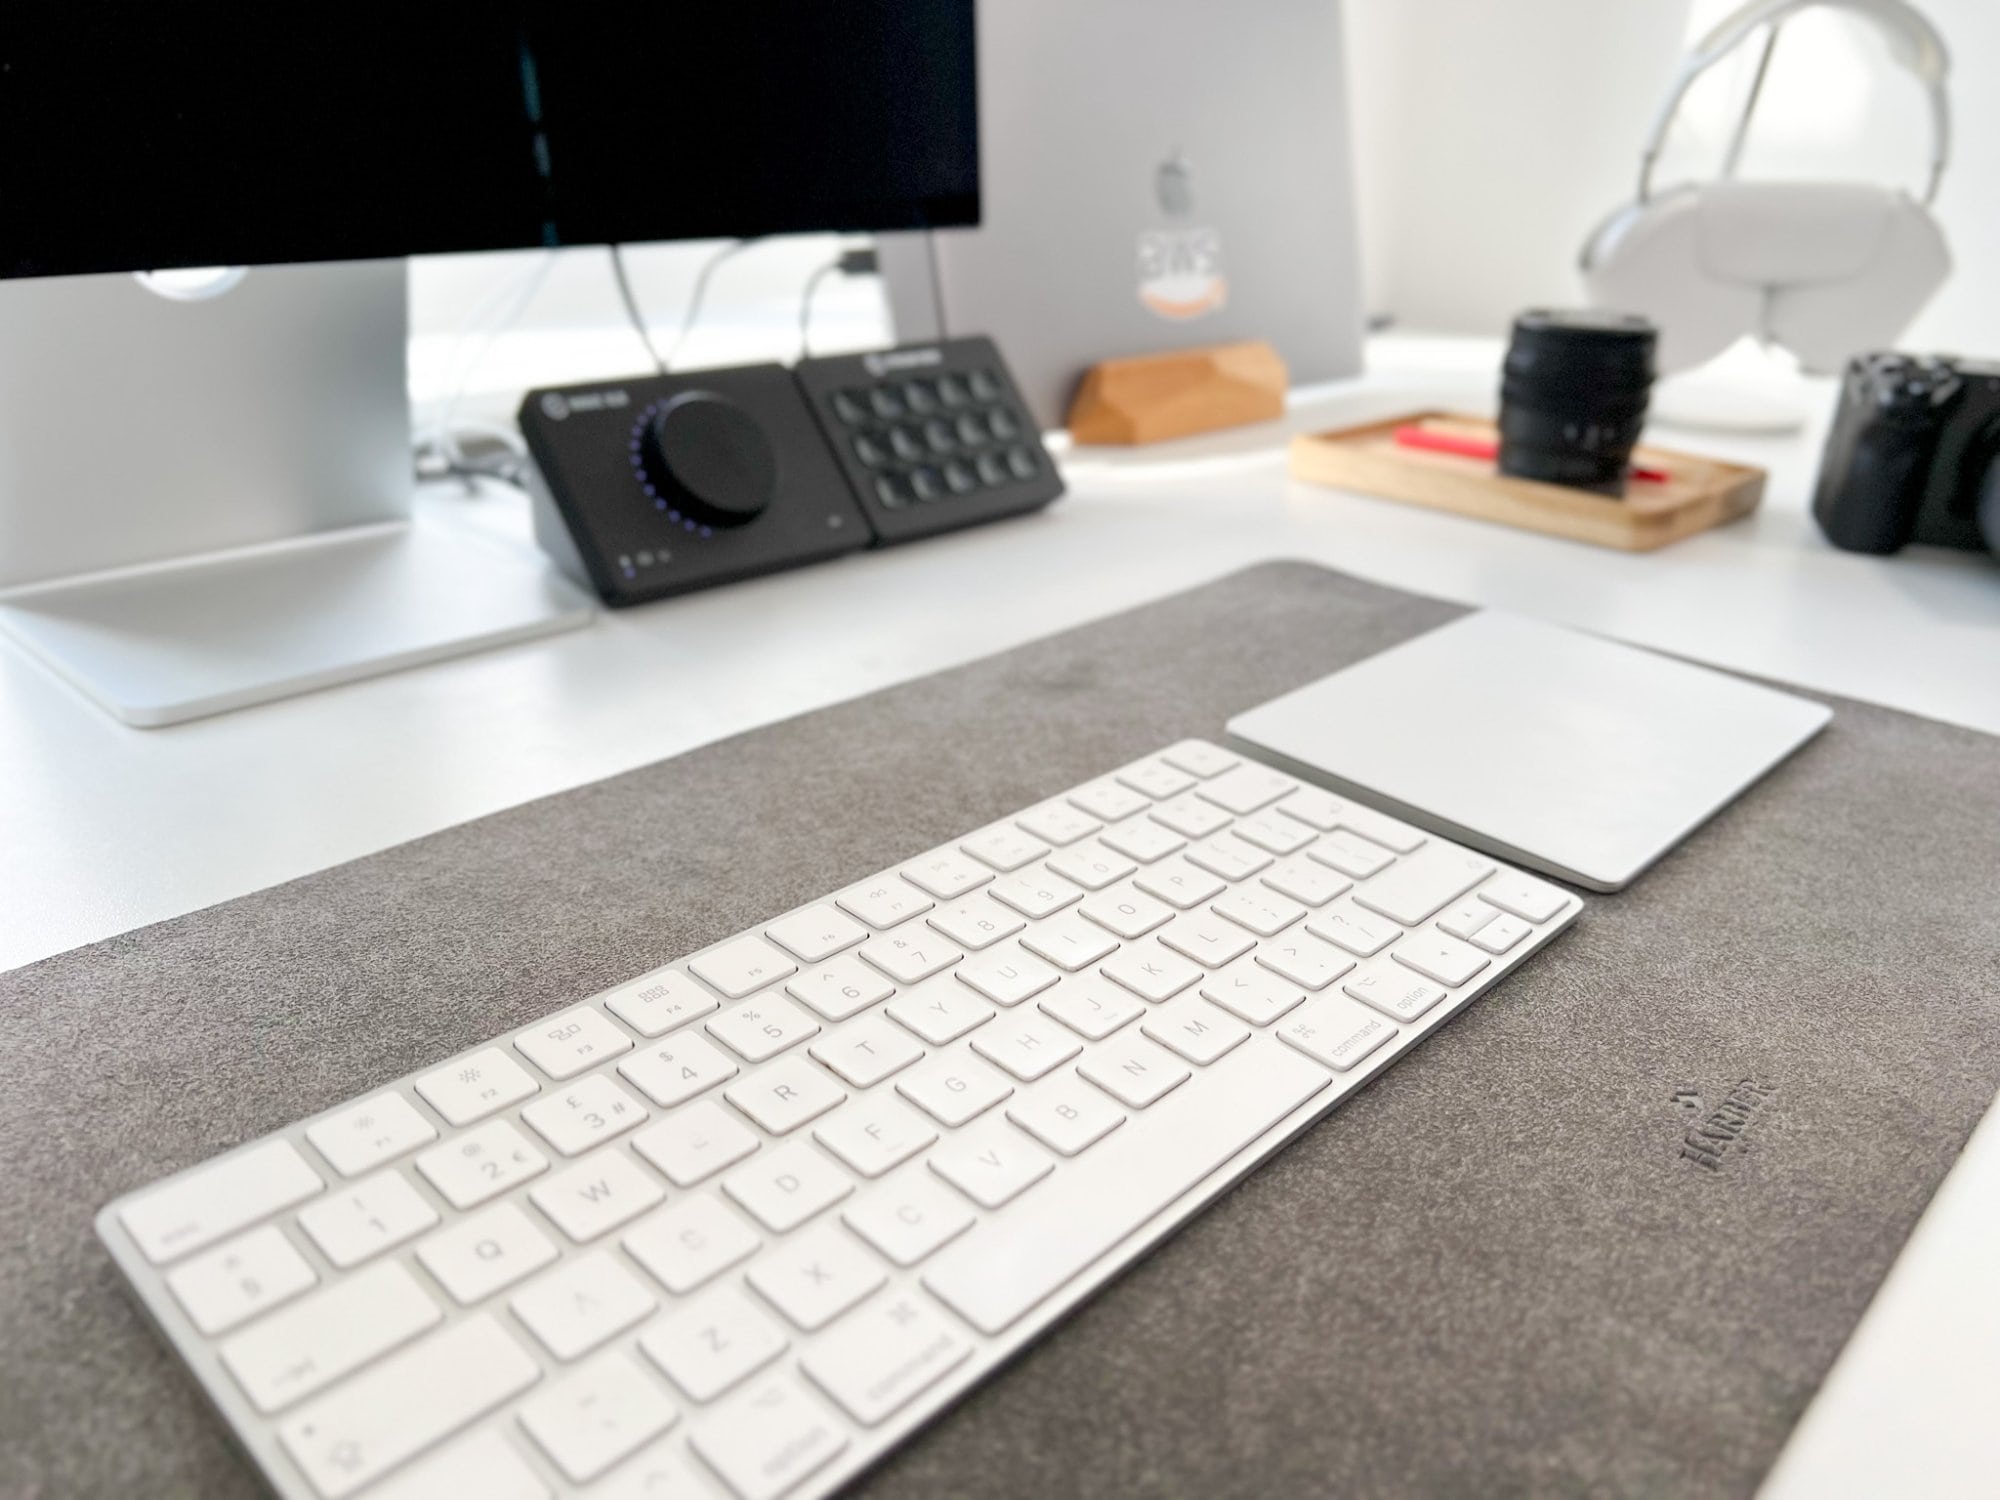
{"left": 1648, "top": 339, "right": 1816, "bottom": 435}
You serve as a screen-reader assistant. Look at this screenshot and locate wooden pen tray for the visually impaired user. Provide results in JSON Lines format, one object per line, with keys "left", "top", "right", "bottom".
{"left": 1288, "top": 411, "right": 1764, "bottom": 551}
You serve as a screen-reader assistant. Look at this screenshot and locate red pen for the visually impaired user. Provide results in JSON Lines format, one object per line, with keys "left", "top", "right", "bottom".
{"left": 1394, "top": 424, "right": 1669, "bottom": 484}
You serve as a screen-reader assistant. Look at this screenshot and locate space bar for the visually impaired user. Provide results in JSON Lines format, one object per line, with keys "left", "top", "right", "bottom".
{"left": 921, "top": 1042, "right": 1330, "bottom": 1335}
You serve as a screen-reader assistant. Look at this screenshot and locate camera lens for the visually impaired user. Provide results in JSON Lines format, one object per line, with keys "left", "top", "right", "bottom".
{"left": 1497, "top": 309, "right": 1657, "bottom": 496}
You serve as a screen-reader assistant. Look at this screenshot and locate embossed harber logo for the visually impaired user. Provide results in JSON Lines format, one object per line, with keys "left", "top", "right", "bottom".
{"left": 1675, "top": 1077, "right": 1776, "bottom": 1172}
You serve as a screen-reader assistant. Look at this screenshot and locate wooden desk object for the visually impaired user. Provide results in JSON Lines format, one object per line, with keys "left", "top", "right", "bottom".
{"left": 1289, "top": 411, "right": 1765, "bottom": 552}
{"left": 1068, "top": 339, "right": 1286, "bottom": 445}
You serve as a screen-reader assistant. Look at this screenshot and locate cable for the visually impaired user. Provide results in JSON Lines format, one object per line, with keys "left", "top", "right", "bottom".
{"left": 417, "top": 248, "right": 556, "bottom": 491}
{"left": 608, "top": 243, "right": 666, "bottom": 374}
{"left": 663, "top": 238, "right": 755, "bottom": 369}
{"left": 799, "top": 245, "right": 880, "bottom": 361}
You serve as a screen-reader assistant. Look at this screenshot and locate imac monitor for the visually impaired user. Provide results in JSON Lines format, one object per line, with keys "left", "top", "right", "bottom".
{"left": 0, "top": 3, "right": 978, "bottom": 725}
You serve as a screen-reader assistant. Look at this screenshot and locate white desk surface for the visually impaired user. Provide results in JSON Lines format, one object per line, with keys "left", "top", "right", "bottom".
{"left": 4, "top": 333, "right": 1996, "bottom": 1494}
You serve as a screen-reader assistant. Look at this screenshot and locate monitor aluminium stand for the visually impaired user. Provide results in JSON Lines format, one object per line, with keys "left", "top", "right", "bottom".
{"left": 0, "top": 260, "right": 593, "bottom": 727}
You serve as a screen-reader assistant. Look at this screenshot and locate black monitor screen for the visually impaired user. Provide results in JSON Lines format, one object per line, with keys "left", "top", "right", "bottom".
{"left": 0, "top": 2, "right": 978, "bottom": 279}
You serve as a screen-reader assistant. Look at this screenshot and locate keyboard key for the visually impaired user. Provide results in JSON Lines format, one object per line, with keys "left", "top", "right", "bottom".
{"left": 837, "top": 877, "right": 933, "bottom": 930}
{"left": 1077, "top": 1036, "right": 1191, "bottom": 1108}
{"left": 1480, "top": 871, "right": 1569, "bottom": 923}
{"left": 306, "top": 1092, "right": 436, "bottom": 1178}
{"left": 298, "top": 1169, "right": 438, "bottom": 1269}
{"left": 1308, "top": 829, "right": 1396, "bottom": 880}
{"left": 275, "top": 1316, "right": 538, "bottom": 1500}
{"left": 1157, "top": 910, "right": 1256, "bottom": 968}
{"left": 369, "top": 1430, "right": 546, "bottom": 1500}
{"left": 165, "top": 1224, "right": 316, "bottom": 1337}
{"left": 1159, "top": 741, "right": 1239, "bottom": 778}
{"left": 119, "top": 1138, "right": 323, "bottom": 1267}
{"left": 706, "top": 993, "right": 821, "bottom": 1063}
{"left": 1044, "top": 838, "right": 1138, "bottom": 890}
{"left": 511, "top": 1251, "right": 655, "bottom": 1362}
{"left": 1114, "top": 758, "right": 1196, "bottom": 799}
{"left": 1212, "top": 886, "right": 1308, "bottom": 937}
{"left": 989, "top": 869, "right": 1085, "bottom": 919}
{"left": 1260, "top": 856, "right": 1350, "bottom": 908}
{"left": 747, "top": 1223, "right": 887, "bottom": 1330}
{"left": 1254, "top": 934, "right": 1354, "bottom": 992}
{"left": 929, "top": 1120, "right": 1054, "bottom": 1208}
{"left": 956, "top": 948, "right": 1060, "bottom": 1007}
{"left": 970, "top": 1010, "right": 1084, "bottom": 1081}
{"left": 518, "top": 1349, "right": 676, "bottom": 1484}
{"left": 415, "top": 1120, "right": 548, "bottom": 1210}
{"left": 417, "top": 1201, "right": 557, "bottom": 1305}
{"left": 1066, "top": 778, "right": 1151, "bottom": 822}
{"left": 1276, "top": 996, "right": 1400, "bottom": 1072}
{"left": 1343, "top": 964, "right": 1449, "bottom": 1023}
{"left": 1230, "top": 811, "right": 1316, "bottom": 856}
{"left": 897, "top": 1053, "right": 1014, "bottom": 1127}
{"left": 415, "top": 1048, "right": 541, "bottom": 1129}
{"left": 923, "top": 1043, "right": 1328, "bottom": 1335}
{"left": 1099, "top": 818, "right": 1186, "bottom": 864}
{"left": 1306, "top": 902, "right": 1402, "bottom": 958}
{"left": 619, "top": 1032, "right": 739, "bottom": 1107}
{"left": 1273, "top": 787, "right": 1346, "bottom": 831}
{"left": 1078, "top": 885, "right": 1174, "bottom": 939}
{"left": 960, "top": 823, "right": 1049, "bottom": 873}
{"left": 901, "top": 849, "right": 993, "bottom": 900}
{"left": 843, "top": 1167, "right": 977, "bottom": 1266}
{"left": 1006, "top": 1075, "right": 1126, "bottom": 1156}
{"left": 1133, "top": 854, "right": 1226, "bottom": 909}
{"left": 624, "top": 1196, "right": 760, "bottom": 1294}
{"left": 926, "top": 894, "right": 1026, "bottom": 950}
{"left": 1019, "top": 913, "right": 1120, "bottom": 971}
{"left": 222, "top": 1260, "right": 441, "bottom": 1414}
{"left": 724, "top": 1055, "right": 846, "bottom": 1135}
{"left": 1352, "top": 844, "right": 1495, "bottom": 926}
{"left": 689, "top": 1376, "right": 848, "bottom": 1500}
{"left": 689, "top": 936, "right": 798, "bottom": 1001}
{"left": 1200, "top": 958, "right": 1307, "bottom": 1027}
{"left": 600, "top": 968, "right": 717, "bottom": 1038}
{"left": 1192, "top": 762, "right": 1295, "bottom": 814}
{"left": 1336, "top": 804, "right": 1429, "bottom": 854}
{"left": 860, "top": 929, "right": 963, "bottom": 985}
{"left": 765, "top": 904, "right": 869, "bottom": 963}
{"left": 531, "top": 1146, "right": 667, "bottom": 1239}
{"left": 632, "top": 1099, "right": 760, "bottom": 1188}
{"left": 1149, "top": 793, "right": 1233, "bottom": 840}
{"left": 1392, "top": 934, "right": 1491, "bottom": 988}
{"left": 885, "top": 977, "right": 995, "bottom": 1045}
{"left": 723, "top": 1140, "right": 853, "bottom": 1232}
{"left": 1038, "top": 978, "right": 1144, "bottom": 1040}
{"left": 1473, "top": 913, "right": 1533, "bottom": 954}
{"left": 1184, "top": 836, "right": 1272, "bottom": 882}
{"left": 1100, "top": 941, "right": 1203, "bottom": 1002}
{"left": 785, "top": 954, "right": 895, "bottom": 1021}
{"left": 814, "top": 1096, "right": 938, "bottom": 1177}
{"left": 521, "top": 1074, "right": 648, "bottom": 1156}
{"left": 1143, "top": 996, "right": 1251, "bottom": 1065}
{"left": 515, "top": 1004, "right": 634, "bottom": 1082}
{"left": 802, "top": 1290, "right": 972, "bottom": 1426}
{"left": 641, "top": 1283, "right": 789, "bottom": 1403}
{"left": 1437, "top": 898, "right": 1496, "bottom": 940}
{"left": 809, "top": 1013, "right": 926, "bottom": 1087}
{"left": 1015, "top": 800, "right": 1101, "bottom": 847}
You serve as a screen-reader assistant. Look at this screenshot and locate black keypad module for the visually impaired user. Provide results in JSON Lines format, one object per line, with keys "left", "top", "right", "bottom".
{"left": 796, "top": 335, "right": 1064, "bottom": 546}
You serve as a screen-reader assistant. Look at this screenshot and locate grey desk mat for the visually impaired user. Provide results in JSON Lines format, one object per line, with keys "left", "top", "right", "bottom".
{"left": 6, "top": 560, "right": 1999, "bottom": 1499}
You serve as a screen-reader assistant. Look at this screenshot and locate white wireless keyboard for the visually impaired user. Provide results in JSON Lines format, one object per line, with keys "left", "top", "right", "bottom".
{"left": 99, "top": 741, "right": 1581, "bottom": 1500}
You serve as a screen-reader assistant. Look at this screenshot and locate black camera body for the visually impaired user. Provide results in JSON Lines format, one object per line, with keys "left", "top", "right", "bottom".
{"left": 1813, "top": 352, "right": 2000, "bottom": 557}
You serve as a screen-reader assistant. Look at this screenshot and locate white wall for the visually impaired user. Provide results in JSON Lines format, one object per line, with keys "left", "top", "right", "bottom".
{"left": 1346, "top": 0, "right": 2000, "bottom": 357}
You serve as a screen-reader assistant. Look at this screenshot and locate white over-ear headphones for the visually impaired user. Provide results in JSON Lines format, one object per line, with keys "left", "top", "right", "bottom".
{"left": 1580, "top": 0, "right": 1952, "bottom": 375}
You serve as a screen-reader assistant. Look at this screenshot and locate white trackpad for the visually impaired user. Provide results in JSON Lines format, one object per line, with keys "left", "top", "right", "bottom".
{"left": 1226, "top": 611, "right": 1831, "bottom": 891}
